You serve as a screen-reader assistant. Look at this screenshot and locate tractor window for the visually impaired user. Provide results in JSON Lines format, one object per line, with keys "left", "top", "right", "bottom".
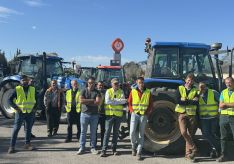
{"left": 153, "top": 48, "right": 178, "bottom": 78}
{"left": 181, "top": 48, "right": 213, "bottom": 80}
{"left": 79, "top": 68, "right": 96, "bottom": 81}
{"left": 19, "top": 58, "right": 63, "bottom": 77}
{"left": 46, "top": 60, "right": 63, "bottom": 76}
{"left": 19, "top": 58, "right": 40, "bottom": 76}
{"left": 96, "top": 69, "right": 124, "bottom": 84}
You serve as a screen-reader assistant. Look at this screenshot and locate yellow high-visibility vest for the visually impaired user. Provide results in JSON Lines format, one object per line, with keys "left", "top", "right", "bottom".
{"left": 132, "top": 88, "right": 150, "bottom": 115}
{"left": 199, "top": 89, "right": 218, "bottom": 117}
{"left": 104, "top": 88, "right": 124, "bottom": 117}
{"left": 65, "top": 89, "right": 81, "bottom": 113}
{"left": 14, "top": 86, "right": 36, "bottom": 113}
{"left": 175, "top": 86, "right": 197, "bottom": 115}
{"left": 221, "top": 88, "right": 234, "bottom": 116}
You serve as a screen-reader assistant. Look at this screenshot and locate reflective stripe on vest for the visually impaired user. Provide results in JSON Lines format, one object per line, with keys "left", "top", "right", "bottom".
{"left": 65, "top": 89, "right": 81, "bottom": 113}
{"left": 221, "top": 88, "right": 234, "bottom": 116}
{"left": 199, "top": 89, "right": 218, "bottom": 117}
{"left": 14, "top": 86, "right": 36, "bottom": 113}
{"left": 104, "top": 88, "right": 124, "bottom": 117}
{"left": 175, "top": 86, "right": 197, "bottom": 115}
{"left": 132, "top": 89, "right": 150, "bottom": 115}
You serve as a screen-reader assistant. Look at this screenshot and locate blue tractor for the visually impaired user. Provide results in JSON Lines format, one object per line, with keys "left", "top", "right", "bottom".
{"left": 142, "top": 38, "right": 233, "bottom": 154}
{"left": 0, "top": 51, "right": 8, "bottom": 83}
{"left": 0, "top": 51, "right": 85, "bottom": 121}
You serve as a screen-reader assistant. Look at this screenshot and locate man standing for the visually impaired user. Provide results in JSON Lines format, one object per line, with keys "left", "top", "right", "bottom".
{"left": 8, "top": 75, "right": 37, "bottom": 153}
{"left": 77, "top": 77, "right": 101, "bottom": 155}
{"left": 198, "top": 82, "right": 220, "bottom": 158}
{"left": 44, "top": 80, "right": 63, "bottom": 137}
{"left": 65, "top": 80, "right": 81, "bottom": 143}
{"left": 96, "top": 81, "right": 106, "bottom": 147}
{"left": 217, "top": 77, "right": 234, "bottom": 162}
{"left": 128, "top": 77, "right": 152, "bottom": 160}
{"left": 100, "top": 78, "right": 127, "bottom": 157}
{"left": 175, "top": 73, "right": 198, "bottom": 160}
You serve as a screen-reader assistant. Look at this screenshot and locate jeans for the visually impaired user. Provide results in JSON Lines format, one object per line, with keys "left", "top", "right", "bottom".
{"left": 200, "top": 117, "right": 220, "bottom": 152}
{"left": 67, "top": 111, "right": 81, "bottom": 140}
{"left": 79, "top": 113, "right": 99, "bottom": 150}
{"left": 102, "top": 116, "right": 122, "bottom": 151}
{"left": 96, "top": 114, "right": 105, "bottom": 147}
{"left": 10, "top": 112, "right": 35, "bottom": 147}
{"left": 129, "top": 113, "right": 147, "bottom": 153}
{"left": 219, "top": 115, "right": 234, "bottom": 156}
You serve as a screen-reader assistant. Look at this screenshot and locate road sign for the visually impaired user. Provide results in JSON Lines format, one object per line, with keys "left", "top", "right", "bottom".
{"left": 112, "top": 38, "right": 124, "bottom": 53}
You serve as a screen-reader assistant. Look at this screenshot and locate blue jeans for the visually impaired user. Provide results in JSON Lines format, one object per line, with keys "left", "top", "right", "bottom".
{"left": 130, "top": 113, "right": 148, "bottom": 153}
{"left": 219, "top": 115, "right": 234, "bottom": 155}
{"left": 102, "top": 116, "right": 122, "bottom": 151}
{"left": 79, "top": 113, "right": 99, "bottom": 150}
{"left": 10, "top": 112, "right": 35, "bottom": 147}
{"left": 200, "top": 117, "right": 220, "bottom": 152}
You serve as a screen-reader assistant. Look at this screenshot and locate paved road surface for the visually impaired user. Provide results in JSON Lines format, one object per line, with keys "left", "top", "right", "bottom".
{"left": 0, "top": 113, "right": 233, "bottom": 164}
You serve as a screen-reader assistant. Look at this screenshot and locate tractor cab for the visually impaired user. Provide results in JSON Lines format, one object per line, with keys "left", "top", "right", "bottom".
{"left": 96, "top": 65, "right": 125, "bottom": 88}
{"left": 78, "top": 67, "right": 97, "bottom": 81}
{"left": 144, "top": 40, "right": 226, "bottom": 91}
{"left": 0, "top": 51, "right": 8, "bottom": 82}
{"left": 7, "top": 53, "right": 64, "bottom": 90}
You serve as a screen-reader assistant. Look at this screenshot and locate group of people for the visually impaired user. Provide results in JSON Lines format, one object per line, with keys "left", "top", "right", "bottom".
{"left": 176, "top": 74, "right": 234, "bottom": 162}
{"left": 7, "top": 74, "right": 234, "bottom": 162}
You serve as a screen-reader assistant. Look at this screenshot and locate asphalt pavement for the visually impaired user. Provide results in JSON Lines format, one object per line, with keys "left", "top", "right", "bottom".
{"left": 0, "top": 112, "right": 234, "bottom": 164}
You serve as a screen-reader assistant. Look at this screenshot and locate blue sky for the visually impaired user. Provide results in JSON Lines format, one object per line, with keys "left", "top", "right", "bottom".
{"left": 0, "top": 0, "right": 234, "bottom": 66}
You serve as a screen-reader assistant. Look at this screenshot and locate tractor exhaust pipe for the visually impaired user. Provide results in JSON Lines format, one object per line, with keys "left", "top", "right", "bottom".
{"left": 229, "top": 48, "right": 234, "bottom": 77}
{"left": 42, "top": 52, "right": 47, "bottom": 89}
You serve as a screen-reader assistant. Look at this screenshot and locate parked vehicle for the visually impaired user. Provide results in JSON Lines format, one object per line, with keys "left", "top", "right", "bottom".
{"left": 140, "top": 39, "right": 233, "bottom": 154}
{"left": 0, "top": 52, "right": 85, "bottom": 121}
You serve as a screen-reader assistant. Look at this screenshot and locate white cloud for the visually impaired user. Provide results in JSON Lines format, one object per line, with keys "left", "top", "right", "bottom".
{"left": 24, "top": 0, "right": 46, "bottom": 7}
{"left": 74, "top": 55, "right": 131, "bottom": 67}
{"left": 0, "top": 6, "right": 23, "bottom": 23}
{"left": 0, "top": 6, "right": 22, "bottom": 17}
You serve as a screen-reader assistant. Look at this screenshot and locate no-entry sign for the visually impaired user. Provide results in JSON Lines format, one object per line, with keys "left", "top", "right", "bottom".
{"left": 112, "top": 38, "right": 124, "bottom": 53}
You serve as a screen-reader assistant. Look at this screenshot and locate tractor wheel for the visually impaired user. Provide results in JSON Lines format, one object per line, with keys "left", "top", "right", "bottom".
{"left": 0, "top": 81, "right": 20, "bottom": 118}
{"left": 144, "top": 100, "right": 185, "bottom": 154}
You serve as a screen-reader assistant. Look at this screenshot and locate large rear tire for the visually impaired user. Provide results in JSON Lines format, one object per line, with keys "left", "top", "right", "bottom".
{"left": 144, "top": 100, "right": 184, "bottom": 154}
{"left": 0, "top": 81, "right": 20, "bottom": 118}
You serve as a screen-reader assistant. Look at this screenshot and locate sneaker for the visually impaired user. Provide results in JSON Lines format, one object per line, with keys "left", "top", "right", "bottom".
{"left": 47, "top": 133, "right": 52, "bottom": 137}
{"left": 210, "top": 149, "right": 219, "bottom": 158}
{"left": 53, "top": 132, "right": 58, "bottom": 136}
{"left": 185, "top": 155, "right": 193, "bottom": 161}
{"left": 76, "top": 149, "right": 85, "bottom": 155}
{"left": 132, "top": 149, "right": 137, "bottom": 156}
{"left": 100, "top": 150, "right": 106, "bottom": 157}
{"left": 8, "top": 147, "right": 15, "bottom": 154}
{"left": 137, "top": 153, "right": 142, "bottom": 161}
{"left": 217, "top": 155, "right": 227, "bottom": 162}
{"left": 64, "top": 139, "right": 72, "bottom": 143}
{"left": 24, "top": 144, "right": 36, "bottom": 151}
{"left": 90, "top": 148, "right": 99, "bottom": 155}
{"left": 31, "top": 133, "right": 36, "bottom": 138}
{"left": 189, "top": 149, "right": 198, "bottom": 159}
{"left": 113, "top": 151, "right": 120, "bottom": 156}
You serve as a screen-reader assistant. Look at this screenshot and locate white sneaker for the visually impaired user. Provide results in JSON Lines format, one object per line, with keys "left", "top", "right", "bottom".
{"left": 76, "top": 149, "right": 85, "bottom": 155}
{"left": 90, "top": 148, "right": 99, "bottom": 155}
